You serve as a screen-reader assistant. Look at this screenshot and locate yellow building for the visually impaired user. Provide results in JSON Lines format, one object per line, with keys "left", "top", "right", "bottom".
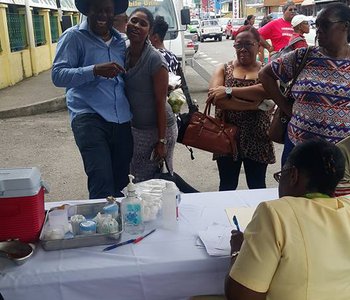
{"left": 0, "top": 0, "right": 78, "bottom": 89}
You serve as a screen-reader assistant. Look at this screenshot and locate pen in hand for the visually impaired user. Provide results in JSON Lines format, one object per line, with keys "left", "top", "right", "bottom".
{"left": 232, "top": 215, "right": 241, "bottom": 232}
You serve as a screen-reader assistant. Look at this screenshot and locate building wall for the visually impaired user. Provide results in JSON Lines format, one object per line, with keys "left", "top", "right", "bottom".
{"left": 0, "top": 3, "right": 78, "bottom": 90}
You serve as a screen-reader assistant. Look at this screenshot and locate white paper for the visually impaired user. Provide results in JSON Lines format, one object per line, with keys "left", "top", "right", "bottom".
{"left": 198, "top": 223, "right": 232, "bottom": 256}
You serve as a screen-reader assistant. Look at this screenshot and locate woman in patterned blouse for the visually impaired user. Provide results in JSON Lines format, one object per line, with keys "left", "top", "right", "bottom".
{"left": 259, "top": 2, "right": 350, "bottom": 165}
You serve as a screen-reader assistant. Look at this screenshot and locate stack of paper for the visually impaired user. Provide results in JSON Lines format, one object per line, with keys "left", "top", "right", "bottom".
{"left": 198, "top": 223, "right": 232, "bottom": 256}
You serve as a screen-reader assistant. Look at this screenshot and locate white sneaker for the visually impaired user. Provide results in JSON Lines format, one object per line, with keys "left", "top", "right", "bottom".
{"left": 258, "top": 99, "right": 275, "bottom": 111}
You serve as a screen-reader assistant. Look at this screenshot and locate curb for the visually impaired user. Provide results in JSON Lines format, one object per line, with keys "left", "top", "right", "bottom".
{"left": 0, "top": 96, "right": 66, "bottom": 119}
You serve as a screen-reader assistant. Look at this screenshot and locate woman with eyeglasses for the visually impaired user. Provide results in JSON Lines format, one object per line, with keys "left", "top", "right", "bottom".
{"left": 259, "top": 2, "right": 350, "bottom": 166}
{"left": 225, "top": 139, "right": 350, "bottom": 300}
{"left": 207, "top": 25, "right": 275, "bottom": 191}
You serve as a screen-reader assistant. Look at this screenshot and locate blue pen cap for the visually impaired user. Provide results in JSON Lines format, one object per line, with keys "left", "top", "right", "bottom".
{"left": 103, "top": 204, "right": 119, "bottom": 217}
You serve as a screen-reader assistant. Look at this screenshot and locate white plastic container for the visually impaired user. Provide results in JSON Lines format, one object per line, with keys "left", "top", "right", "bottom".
{"left": 162, "top": 182, "right": 179, "bottom": 231}
{"left": 121, "top": 175, "right": 145, "bottom": 235}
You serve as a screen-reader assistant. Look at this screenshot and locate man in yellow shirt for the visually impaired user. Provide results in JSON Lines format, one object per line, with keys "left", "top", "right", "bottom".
{"left": 226, "top": 139, "right": 350, "bottom": 300}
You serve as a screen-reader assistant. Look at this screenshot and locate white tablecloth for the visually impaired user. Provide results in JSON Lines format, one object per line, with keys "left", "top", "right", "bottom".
{"left": 0, "top": 188, "right": 278, "bottom": 300}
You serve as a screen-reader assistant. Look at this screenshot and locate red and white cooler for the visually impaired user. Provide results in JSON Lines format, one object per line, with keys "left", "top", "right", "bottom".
{"left": 0, "top": 167, "right": 49, "bottom": 242}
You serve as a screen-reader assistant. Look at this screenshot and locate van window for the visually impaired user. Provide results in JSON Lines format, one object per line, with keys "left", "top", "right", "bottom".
{"left": 127, "top": 0, "right": 178, "bottom": 40}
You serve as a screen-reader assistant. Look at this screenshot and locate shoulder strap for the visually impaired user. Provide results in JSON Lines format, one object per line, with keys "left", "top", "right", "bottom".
{"left": 287, "top": 36, "right": 304, "bottom": 48}
{"left": 284, "top": 46, "right": 311, "bottom": 95}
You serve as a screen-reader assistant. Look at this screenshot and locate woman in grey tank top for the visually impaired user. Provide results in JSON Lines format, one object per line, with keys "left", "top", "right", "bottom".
{"left": 124, "top": 7, "right": 177, "bottom": 182}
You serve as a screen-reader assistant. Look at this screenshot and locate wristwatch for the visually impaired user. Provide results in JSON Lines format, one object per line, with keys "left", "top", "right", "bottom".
{"left": 225, "top": 87, "right": 232, "bottom": 99}
{"left": 158, "top": 139, "right": 167, "bottom": 145}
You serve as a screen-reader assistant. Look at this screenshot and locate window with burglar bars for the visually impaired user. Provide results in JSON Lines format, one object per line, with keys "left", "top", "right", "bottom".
{"left": 72, "top": 15, "right": 79, "bottom": 25}
{"left": 50, "top": 15, "right": 59, "bottom": 43}
{"left": 7, "top": 13, "right": 28, "bottom": 52}
{"left": 32, "top": 14, "right": 46, "bottom": 46}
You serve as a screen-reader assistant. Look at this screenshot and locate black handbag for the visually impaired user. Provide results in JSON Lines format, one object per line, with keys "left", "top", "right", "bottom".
{"left": 155, "top": 159, "right": 199, "bottom": 193}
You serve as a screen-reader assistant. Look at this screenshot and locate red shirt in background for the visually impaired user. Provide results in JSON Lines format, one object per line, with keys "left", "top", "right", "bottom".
{"left": 289, "top": 32, "right": 308, "bottom": 50}
{"left": 258, "top": 18, "right": 294, "bottom": 51}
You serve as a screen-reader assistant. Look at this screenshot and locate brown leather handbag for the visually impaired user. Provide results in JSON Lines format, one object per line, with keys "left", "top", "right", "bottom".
{"left": 182, "top": 102, "right": 239, "bottom": 155}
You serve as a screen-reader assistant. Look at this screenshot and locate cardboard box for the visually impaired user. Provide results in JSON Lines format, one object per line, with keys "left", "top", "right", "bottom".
{"left": 0, "top": 167, "right": 47, "bottom": 242}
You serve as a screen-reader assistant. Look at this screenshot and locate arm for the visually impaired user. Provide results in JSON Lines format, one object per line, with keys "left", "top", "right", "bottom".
{"left": 225, "top": 202, "right": 283, "bottom": 300}
{"left": 207, "top": 65, "right": 269, "bottom": 111}
{"left": 153, "top": 66, "right": 169, "bottom": 160}
{"left": 258, "top": 64, "right": 292, "bottom": 116}
{"left": 52, "top": 31, "right": 125, "bottom": 88}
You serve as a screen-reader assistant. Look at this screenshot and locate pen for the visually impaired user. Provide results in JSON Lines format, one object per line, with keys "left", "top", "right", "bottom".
{"left": 232, "top": 215, "right": 241, "bottom": 232}
{"left": 102, "top": 238, "right": 135, "bottom": 252}
{"left": 133, "top": 229, "right": 156, "bottom": 244}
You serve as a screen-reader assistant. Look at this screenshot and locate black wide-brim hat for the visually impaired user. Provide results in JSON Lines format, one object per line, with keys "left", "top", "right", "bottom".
{"left": 75, "top": 0, "right": 129, "bottom": 16}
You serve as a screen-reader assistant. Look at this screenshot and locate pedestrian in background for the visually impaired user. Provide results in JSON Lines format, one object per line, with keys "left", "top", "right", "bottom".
{"left": 259, "top": 1, "right": 297, "bottom": 54}
{"left": 52, "top": 0, "right": 133, "bottom": 199}
{"left": 124, "top": 8, "right": 177, "bottom": 182}
{"left": 289, "top": 14, "right": 310, "bottom": 49}
{"left": 244, "top": 15, "right": 255, "bottom": 26}
{"left": 259, "top": 2, "right": 350, "bottom": 165}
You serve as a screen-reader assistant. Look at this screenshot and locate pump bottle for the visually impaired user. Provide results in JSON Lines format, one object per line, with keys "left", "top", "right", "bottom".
{"left": 121, "top": 175, "right": 144, "bottom": 235}
{"left": 162, "top": 182, "right": 179, "bottom": 231}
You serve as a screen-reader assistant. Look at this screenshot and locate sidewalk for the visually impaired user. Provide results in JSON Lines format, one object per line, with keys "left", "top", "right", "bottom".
{"left": 0, "top": 70, "right": 66, "bottom": 119}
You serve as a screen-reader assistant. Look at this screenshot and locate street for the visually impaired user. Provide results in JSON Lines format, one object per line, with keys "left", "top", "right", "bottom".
{"left": 0, "top": 39, "right": 281, "bottom": 202}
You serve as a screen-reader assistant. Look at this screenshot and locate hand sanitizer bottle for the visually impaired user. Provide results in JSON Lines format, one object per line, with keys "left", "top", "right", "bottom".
{"left": 121, "top": 175, "right": 145, "bottom": 235}
{"left": 162, "top": 182, "right": 179, "bottom": 231}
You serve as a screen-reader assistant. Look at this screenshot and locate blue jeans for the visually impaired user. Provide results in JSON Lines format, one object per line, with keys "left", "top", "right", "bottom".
{"left": 72, "top": 113, "right": 133, "bottom": 199}
{"left": 216, "top": 156, "right": 267, "bottom": 191}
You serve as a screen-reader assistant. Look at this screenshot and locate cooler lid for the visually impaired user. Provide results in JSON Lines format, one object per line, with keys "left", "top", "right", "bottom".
{"left": 0, "top": 167, "right": 42, "bottom": 198}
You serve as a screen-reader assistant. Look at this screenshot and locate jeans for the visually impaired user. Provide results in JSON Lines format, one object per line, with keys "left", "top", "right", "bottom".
{"left": 72, "top": 113, "right": 133, "bottom": 199}
{"left": 216, "top": 156, "right": 268, "bottom": 191}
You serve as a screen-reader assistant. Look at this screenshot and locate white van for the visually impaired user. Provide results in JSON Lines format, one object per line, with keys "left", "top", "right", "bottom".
{"left": 127, "top": 0, "right": 190, "bottom": 68}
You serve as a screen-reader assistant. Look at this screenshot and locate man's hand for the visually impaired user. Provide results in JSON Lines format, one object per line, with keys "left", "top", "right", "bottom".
{"left": 93, "top": 62, "right": 125, "bottom": 79}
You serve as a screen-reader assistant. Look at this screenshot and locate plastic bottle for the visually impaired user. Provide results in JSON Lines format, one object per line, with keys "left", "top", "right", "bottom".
{"left": 162, "top": 182, "right": 179, "bottom": 231}
{"left": 121, "top": 175, "right": 145, "bottom": 235}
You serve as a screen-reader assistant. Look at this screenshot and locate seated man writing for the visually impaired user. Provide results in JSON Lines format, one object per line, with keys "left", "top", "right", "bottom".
{"left": 225, "top": 139, "right": 350, "bottom": 300}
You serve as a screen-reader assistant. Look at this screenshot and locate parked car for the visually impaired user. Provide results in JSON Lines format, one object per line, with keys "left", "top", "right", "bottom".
{"left": 188, "top": 19, "right": 200, "bottom": 34}
{"left": 225, "top": 18, "right": 245, "bottom": 40}
{"left": 217, "top": 17, "right": 231, "bottom": 35}
{"left": 199, "top": 19, "right": 222, "bottom": 42}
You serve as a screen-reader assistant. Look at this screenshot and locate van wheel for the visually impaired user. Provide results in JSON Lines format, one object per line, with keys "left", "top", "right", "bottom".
{"left": 218, "top": 36, "right": 222, "bottom": 41}
{"left": 200, "top": 36, "right": 204, "bottom": 42}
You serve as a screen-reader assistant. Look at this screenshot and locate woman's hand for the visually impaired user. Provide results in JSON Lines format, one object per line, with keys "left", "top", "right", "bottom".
{"left": 153, "top": 142, "right": 167, "bottom": 162}
{"left": 93, "top": 62, "right": 125, "bottom": 78}
{"left": 207, "top": 86, "right": 227, "bottom": 105}
{"left": 230, "top": 229, "right": 244, "bottom": 255}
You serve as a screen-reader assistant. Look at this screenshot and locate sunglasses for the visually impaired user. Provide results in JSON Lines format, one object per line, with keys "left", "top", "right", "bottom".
{"left": 233, "top": 42, "right": 256, "bottom": 50}
{"left": 288, "top": 8, "right": 298, "bottom": 11}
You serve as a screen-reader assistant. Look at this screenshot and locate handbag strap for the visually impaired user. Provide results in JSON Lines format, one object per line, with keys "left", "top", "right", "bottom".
{"left": 284, "top": 46, "right": 311, "bottom": 96}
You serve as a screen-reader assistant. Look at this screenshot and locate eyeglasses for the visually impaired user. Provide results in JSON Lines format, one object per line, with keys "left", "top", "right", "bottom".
{"left": 273, "top": 166, "right": 294, "bottom": 183}
{"left": 315, "top": 20, "right": 345, "bottom": 31}
{"left": 288, "top": 8, "right": 298, "bottom": 11}
{"left": 233, "top": 42, "right": 256, "bottom": 50}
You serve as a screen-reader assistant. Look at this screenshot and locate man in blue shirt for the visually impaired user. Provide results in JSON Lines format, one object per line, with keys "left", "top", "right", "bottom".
{"left": 52, "top": 0, "right": 132, "bottom": 198}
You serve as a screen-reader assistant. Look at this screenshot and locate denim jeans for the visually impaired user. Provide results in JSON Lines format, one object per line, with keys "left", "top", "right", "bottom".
{"left": 72, "top": 113, "right": 133, "bottom": 199}
{"left": 216, "top": 156, "right": 268, "bottom": 191}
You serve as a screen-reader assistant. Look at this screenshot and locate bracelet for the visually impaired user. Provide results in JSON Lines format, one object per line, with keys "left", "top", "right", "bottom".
{"left": 231, "top": 251, "right": 240, "bottom": 258}
{"left": 158, "top": 138, "right": 167, "bottom": 145}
